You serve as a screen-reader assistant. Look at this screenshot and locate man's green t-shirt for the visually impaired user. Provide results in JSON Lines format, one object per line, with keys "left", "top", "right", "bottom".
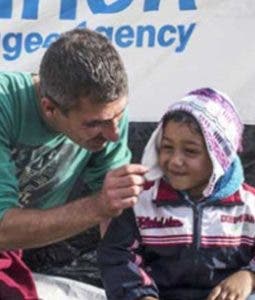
{"left": 0, "top": 72, "right": 131, "bottom": 219}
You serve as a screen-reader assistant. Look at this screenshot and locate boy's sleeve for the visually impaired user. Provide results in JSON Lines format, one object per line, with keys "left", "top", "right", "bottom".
{"left": 83, "top": 111, "right": 131, "bottom": 193}
{"left": 241, "top": 258, "right": 255, "bottom": 273}
{"left": 97, "top": 208, "right": 159, "bottom": 300}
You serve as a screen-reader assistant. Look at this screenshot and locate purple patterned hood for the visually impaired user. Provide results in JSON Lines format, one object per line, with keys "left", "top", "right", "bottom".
{"left": 142, "top": 88, "right": 243, "bottom": 197}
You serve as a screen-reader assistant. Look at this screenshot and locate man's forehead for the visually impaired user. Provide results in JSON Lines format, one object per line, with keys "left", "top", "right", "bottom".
{"left": 79, "top": 96, "right": 127, "bottom": 122}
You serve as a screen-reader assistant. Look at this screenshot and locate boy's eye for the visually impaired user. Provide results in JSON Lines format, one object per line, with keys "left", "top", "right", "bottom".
{"left": 184, "top": 148, "right": 200, "bottom": 155}
{"left": 161, "top": 144, "right": 174, "bottom": 151}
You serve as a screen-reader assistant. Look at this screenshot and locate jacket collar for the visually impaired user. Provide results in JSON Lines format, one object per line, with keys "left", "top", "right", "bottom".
{"left": 146, "top": 178, "right": 244, "bottom": 207}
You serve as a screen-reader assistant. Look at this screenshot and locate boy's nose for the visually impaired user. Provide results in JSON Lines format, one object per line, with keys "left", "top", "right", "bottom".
{"left": 170, "top": 153, "right": 184, "bottom": 167}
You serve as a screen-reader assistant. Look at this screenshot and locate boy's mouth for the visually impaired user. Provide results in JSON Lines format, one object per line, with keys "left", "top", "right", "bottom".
{"left": 169, "top": 170, "right": 187, "bottom": 177}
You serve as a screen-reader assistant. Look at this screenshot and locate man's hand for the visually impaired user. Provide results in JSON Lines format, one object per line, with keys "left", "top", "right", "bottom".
{"left": 207, "top": 270, "right": 255, "bottom": 300}
{"left": 97, "top": 164, "right": 148, "bottom": 219}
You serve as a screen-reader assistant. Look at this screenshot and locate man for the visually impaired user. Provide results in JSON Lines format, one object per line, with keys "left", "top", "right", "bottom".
{"left": 0, "top": 28, "right": 147, "bottom": 298}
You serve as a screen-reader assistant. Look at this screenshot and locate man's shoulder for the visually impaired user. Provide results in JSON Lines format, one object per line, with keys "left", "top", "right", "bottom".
{"left": 0, "top": 71, "right": 32, "bottom": 97}
{"left": 0, "top": 71, "right": 31, "bottom": 82}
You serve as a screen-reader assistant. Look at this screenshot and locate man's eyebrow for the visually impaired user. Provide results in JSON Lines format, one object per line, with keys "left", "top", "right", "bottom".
{"left": 83, "top": 108, "right": 125, "bottom": 126}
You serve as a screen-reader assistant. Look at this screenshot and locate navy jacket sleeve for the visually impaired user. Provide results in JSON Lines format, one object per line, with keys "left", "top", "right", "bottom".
{"left": 97, "top": 208, "right": 159, "bottom": 300}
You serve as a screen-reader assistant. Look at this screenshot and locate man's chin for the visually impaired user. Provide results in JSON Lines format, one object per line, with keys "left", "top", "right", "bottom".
{"left": 85, "top": 141, "right": 107, "bottom": 152}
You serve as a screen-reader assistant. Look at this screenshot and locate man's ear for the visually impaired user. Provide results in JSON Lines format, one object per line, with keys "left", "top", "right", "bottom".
{"left": 40, "top": 97, "right": 58, "bottom": 118}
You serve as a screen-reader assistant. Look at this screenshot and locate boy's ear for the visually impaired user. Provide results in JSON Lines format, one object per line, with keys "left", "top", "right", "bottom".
{"left": 40, "top": 97, "right": 58, "bottom": 118}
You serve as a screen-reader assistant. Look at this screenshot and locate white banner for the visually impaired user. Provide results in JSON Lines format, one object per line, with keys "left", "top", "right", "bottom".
{"left": 0, "top": 0, "right": 254, "bottom": 123}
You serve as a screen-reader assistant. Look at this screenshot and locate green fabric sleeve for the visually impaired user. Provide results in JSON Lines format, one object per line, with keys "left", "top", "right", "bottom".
{"left": 0, "top": 146, "right": 21, "bottom": 219}
{"left": 0, "top": 125, "right": 21, "bottom": 219}
{"left": 83, "top": 111, "right": 131, "bottom": 192}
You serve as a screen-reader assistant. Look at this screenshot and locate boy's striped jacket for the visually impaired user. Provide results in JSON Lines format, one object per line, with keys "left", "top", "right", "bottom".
{"left": 98, "top": 179, "right": 255, "bottom": 300}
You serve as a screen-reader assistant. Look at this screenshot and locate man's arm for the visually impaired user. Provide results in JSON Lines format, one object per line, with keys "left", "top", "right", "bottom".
{"left": 0, "top": 164, "right": 147, "bottom": 250}
{"left": 0, "top": 196, "right": 100, "bottom": 249}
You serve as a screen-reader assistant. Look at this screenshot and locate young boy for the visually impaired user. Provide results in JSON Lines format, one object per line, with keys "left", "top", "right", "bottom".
{"left": 98, "top": 88, "right": 255, "bottom": 300}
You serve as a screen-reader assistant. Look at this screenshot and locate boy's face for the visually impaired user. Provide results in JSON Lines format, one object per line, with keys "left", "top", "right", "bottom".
{"left": 159, "top": 121, "right": 212, "bottom": 199}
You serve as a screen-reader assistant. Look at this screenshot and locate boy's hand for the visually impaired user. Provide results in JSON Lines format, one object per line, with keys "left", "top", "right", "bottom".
{"left": 207, "top": 270, "right": 255, "bottom": 300}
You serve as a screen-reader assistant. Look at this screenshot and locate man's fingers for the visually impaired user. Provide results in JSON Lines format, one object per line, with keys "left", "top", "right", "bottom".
{"left": 227, "top": 294, "right": 237, "bottom": 300}
{"left": 102, "top": 196, "right": 138, "bottom": 218}
{"left": 113, "top": 185, "right": 144, "bottom": 199}
{"left": 111, "top": 164, "right": 148, "bottom": 177}
{"left": 109, "top": 174, "right": 146, "bottom": 189}
{"left": 105, "top": 184, "right": 143, "bottom": 201}
{"left": 113, "top": 197, "right": 138, "bottom": 212}
{"left": 99, "top": 164, "right": 149, "bottom": 218}
{"left": 217, "top": 290, "right": 228, "bottom": 300}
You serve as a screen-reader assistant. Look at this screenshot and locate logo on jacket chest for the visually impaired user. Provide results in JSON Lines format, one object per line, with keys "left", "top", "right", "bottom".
{"left": 137, "top": 216, "right": 183, "bottom": 229}
{"left": 221, "top": 213, "right": 255, "bottom": 224}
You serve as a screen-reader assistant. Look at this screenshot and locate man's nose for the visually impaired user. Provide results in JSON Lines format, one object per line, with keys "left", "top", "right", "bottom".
{"left": 102, "top": 121, "right": 119, "bottom": 142}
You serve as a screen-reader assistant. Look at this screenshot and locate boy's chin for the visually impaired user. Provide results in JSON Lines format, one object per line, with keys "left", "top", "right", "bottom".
{"left": 168, "top": 180, "right": 187, "bottom": 191}
{"left": 163, "top": 176, "right": 192, "bottom": 193}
